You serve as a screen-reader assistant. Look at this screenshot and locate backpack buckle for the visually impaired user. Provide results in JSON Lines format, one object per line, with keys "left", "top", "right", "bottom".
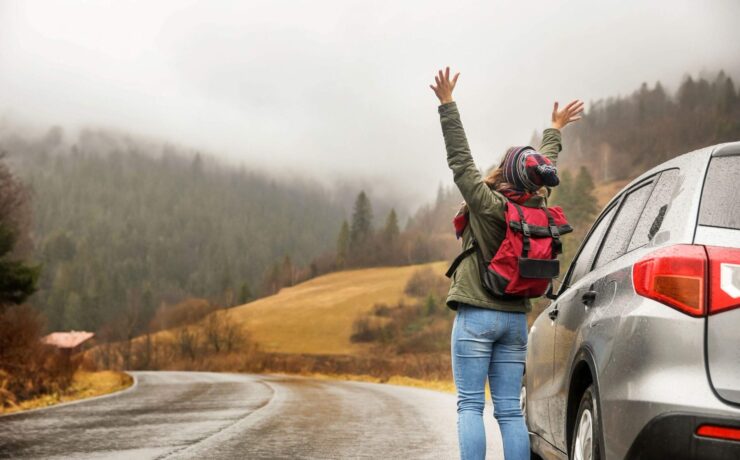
{"left": 549, "top": 225, "right": 560, "bottom": 237}
{"left": 520, "top": 222, "right": 531, "bottom": 237}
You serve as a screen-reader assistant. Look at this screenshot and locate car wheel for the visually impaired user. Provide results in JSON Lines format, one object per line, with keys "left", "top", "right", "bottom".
{"left": 571, "top": 385, "right": 601, "bottom": 460}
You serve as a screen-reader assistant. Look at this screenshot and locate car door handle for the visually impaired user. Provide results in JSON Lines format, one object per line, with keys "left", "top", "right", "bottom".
{"left": 548, "top": 309, "right": 559, "bottom": 320}
{"left": 582, "top": 290, "right": 597, "bottom": 306}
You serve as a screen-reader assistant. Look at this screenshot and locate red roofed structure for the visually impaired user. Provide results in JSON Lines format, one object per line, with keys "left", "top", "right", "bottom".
{"left": 42, "top": 331, "right": 95, "bottom": 350}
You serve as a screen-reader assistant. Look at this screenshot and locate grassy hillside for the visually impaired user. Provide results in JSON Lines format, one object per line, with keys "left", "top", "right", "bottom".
{"left": 89, "top": 261, "right": 454, "bottom": 385}
{"left": 225, "top": 261, "right": 448, "bottom": 355}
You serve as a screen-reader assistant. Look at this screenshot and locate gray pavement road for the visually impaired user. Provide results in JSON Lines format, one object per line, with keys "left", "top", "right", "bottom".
{"left": 0, "top": 371, "right": 503, "bottom": 459}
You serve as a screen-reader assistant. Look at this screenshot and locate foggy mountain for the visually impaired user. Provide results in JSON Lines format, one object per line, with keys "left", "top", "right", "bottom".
{"left": 3, "top": 69, "right": 738, "bottom": 334}
{"left": 1, "top": 126, "right": 349, "bottom": 332}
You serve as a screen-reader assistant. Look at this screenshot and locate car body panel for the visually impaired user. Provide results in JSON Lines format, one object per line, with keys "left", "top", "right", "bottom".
{"left": 695, "top": 224, "right": 740, "bottom": 406}
{"left": 693, "top": 149, "right": 740, "bottom": 407}
{"left": 526, "top": 143, "right": 740, "bottom": 459}
{"left": 526, "top": 302, "right": 557, "bottom": 443}
{"left": 706, "top": 308, "right": 740, "bottom": 405}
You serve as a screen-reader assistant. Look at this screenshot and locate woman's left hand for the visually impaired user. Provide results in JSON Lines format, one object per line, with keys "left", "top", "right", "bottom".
{"left": 551, "top": 100, "right": 585, "bottom": 130}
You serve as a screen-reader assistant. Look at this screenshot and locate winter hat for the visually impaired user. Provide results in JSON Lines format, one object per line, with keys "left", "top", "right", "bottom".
{"left": 501, "top": 146, "right": 559, "bottom": 192}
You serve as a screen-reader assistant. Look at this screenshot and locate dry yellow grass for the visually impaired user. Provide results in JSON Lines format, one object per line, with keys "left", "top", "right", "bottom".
{"left": 226, "top": 261, "right": 448, "bottom": 355}
{"left": 0, "top": 371, "right": 133, "bottom": 415}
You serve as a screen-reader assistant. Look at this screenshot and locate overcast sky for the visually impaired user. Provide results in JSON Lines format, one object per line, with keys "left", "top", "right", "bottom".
{"left": 1, "top": 0, "right": 739, "bottom": 205}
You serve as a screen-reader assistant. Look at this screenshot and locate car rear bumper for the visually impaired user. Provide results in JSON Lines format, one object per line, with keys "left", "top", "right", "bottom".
{"left": 596, "top": 299, "right": 740, "bottom": 458}
{"left": 625, "top": 412, "right": 740, "bottom": 460}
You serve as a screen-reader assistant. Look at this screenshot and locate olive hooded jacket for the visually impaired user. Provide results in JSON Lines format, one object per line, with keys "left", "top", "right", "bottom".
{"left": 439, "top": 101, "right": 562, "bottom": 313}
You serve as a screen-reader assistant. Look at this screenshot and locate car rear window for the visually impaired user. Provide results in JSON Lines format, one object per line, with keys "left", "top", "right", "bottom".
{"left": 699, "top": 155, "right": 740, "bottom": 230}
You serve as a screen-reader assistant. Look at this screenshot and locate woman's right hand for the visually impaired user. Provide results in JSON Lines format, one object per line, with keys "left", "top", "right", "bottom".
{"left": 551, "top": 100, "right": 585, "bottom": 130}
{"left": 430, "top": 67, "right": 460, "bottom": 105}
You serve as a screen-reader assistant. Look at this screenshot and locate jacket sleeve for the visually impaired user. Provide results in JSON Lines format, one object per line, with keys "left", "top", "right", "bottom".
{"left": 538, "top": 127, "right": 562, "bottom": 164}
{"left": 439, "top": 102, "right": 506, "bottom": 218}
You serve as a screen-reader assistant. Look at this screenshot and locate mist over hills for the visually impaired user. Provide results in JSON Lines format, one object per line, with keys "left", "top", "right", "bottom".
{"left": 558, "top": 70, "right": 740, "bottom": 180}
{"left": 1, "top": 69, "right": 738, "bottom": 336}
{"left": 0, "top": 125, "right": 355, "bottom": 332}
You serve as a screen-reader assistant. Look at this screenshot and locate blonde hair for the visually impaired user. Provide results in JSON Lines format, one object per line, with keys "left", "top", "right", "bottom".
{"left": 484, "top": 166, "right": 512, "bottom": 192}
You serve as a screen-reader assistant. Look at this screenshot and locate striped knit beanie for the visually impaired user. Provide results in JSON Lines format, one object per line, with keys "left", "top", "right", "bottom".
{"left": 502, "top": 146, "right": 560, "bottom": 192}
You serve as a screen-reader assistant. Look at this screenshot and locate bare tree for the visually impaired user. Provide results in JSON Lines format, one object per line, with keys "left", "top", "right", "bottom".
{"left": 224, "top": 319, "right": 247, "bottom": 353}
{"left": 204, "top": 312, "right": 224, "bottom": 353}
{"left": 121, "top": 289, "right": 141, "bottom": 369}
{"left": 177, "top": 326, "right": 199, "bottom": 361}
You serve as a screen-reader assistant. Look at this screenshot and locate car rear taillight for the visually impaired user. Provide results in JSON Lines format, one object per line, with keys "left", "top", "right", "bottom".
{"left": 706, "top": 246, "right": 740, "bottom": 314}
{"left": 633, "top": 245, "right": 706, "bottom": 316}
{"left": 633, "top": 245, "right": 740, "bottom": 316}
{"left": 696, "top": 424, "right": 740, "bottom": 442}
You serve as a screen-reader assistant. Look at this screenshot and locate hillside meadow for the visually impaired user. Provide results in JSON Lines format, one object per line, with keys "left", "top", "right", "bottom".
{"left": 224, "top": 261, "right": 448, "bottom": 355}
{"left": 90, "top": 261, "right": 455, "bottom": 384}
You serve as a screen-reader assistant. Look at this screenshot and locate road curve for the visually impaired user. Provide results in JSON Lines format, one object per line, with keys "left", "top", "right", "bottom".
{"left": 0, "top": 371, "right": 503, "bottom": 459}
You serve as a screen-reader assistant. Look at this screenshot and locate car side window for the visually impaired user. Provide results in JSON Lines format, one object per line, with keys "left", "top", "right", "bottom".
{"left": 594, "top": 182, "right": 654, "bottom": 269}
{"left": 628, "top": 169, "right": 680, "bottom": 251}
{"left": 567, "top": 204, "right": 617, "bottom": 285}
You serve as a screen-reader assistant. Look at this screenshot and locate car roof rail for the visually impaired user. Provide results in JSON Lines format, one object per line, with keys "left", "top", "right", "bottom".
{"left": 712, "top": 142, "right": 740, "bottom": 157}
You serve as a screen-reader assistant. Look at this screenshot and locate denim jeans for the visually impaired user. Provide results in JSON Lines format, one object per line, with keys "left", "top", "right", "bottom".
{"left": 451, "top": 303, "right": 529, "bottom": 460}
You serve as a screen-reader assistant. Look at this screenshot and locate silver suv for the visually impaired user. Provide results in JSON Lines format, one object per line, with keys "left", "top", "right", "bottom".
{"left": 523, "top": 142, "right": 740, "bottom": 460}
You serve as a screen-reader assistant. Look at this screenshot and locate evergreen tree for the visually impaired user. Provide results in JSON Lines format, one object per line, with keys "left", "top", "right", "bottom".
{"left": 549, "top": 167, "right": 599, "bottom": 274}
{"left": 381, "top": 209, "right": 401, "bottom": 265}
{"left": 350, "top": 191, "right": 373, "bottom": 244}
{"left": 336, "top": 220, "right": 350, "bottom": 267}
{"left": 0, "top": 225, "right": 39, "bottom": 309}
{"left": 238, "top": 281, "right": 252, "bottom": 304}
{"left": 0, "top": 158, "right": 39, "bottom": 311}
{"left": 349, "top": 191, "right": 373, "bottom": 263}
{"left": 551, "top": 169, "right": 574, "bottom": 209}
{"left": 383, "top": 209, "right": 400, "bottom": 243}
{"left": 571, "top": 167, "right": 599, "bottom": 226}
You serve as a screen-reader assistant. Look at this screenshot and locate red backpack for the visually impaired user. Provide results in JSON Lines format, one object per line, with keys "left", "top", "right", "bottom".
{"left": 446, "top": 201, "right": 573, "bottom": 299}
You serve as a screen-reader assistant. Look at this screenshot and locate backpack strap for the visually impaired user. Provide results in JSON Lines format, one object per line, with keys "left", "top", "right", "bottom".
{"left": 446, "top": 235, "right": 494, "bottom": 279}
{"left": 511, "top": 203, "right": 531, "bottom": 259}
{"left": 542, "top": 207, "right": 562, "bottom": 258}
{"left": 508, "top": 221, "right": 572, "bottom": 237}
{"left": 445, "top": 244, "right": 476, "bottom": 278}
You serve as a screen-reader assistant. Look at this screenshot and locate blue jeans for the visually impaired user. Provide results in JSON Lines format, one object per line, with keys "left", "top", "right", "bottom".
{"left": 451, "top": 304, "right": 529, "bottom": 460}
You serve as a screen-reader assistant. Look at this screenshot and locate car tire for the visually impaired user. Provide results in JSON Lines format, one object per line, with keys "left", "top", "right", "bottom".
{"left": 570, "top": 385, "right": 601, "bottom": 460}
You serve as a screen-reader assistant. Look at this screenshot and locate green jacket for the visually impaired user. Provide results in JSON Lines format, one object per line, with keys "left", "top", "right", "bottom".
{"left": 439, "top": 101, "right": 562, "bottom": 313}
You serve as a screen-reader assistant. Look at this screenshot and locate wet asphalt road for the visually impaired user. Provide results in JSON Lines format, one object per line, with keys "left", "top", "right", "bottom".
{"left": 0, "top": 371, "right": 503, "bottom": 459}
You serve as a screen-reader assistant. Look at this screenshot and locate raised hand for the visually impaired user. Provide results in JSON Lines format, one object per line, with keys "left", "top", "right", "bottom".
{"left": 430, "top": 67, "right": 460, "bottom": 105}
{"left": 551, "top": 100, "right": 585, "bottom": 130}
